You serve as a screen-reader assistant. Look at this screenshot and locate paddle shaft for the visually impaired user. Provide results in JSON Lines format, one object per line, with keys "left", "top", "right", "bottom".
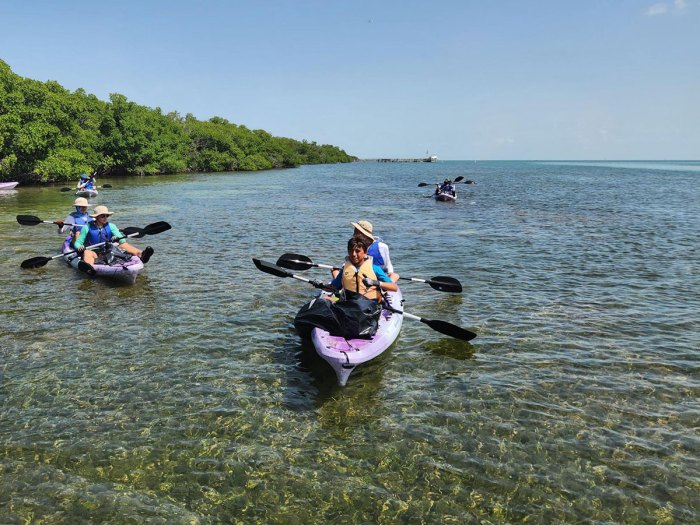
{"left": 47, "top": 234, "right": 139, "bottom": 262}
{"left": 381, "top": 301, "right": 477, "bottom": 342}
{"left": 275, "top": 253, "right": 462, "bottom": 292}
{"left": 33, "top": 220, "right": 83, "bottom": 227}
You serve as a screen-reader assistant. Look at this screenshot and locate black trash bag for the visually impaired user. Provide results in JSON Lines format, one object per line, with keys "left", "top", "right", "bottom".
{"left": 332, "top": 296, "right": 381, "bottom": 339}
{"left": 294, "top": 297, "right": 342, "bottom": 338}
{"left": 294, "top": 295, "right": 381, "bottom": 339}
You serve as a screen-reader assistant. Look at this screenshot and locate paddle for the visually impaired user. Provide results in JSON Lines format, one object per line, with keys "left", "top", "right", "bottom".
{"left": 254, "top": 258, "right": 476, "bottom": 342}
{"left": 17, "top": 215, "right": 144, "bottom": 235}
{"left": 60, "top": 184, "right": 111, "bottom": 192}
{"left": 275, "top": 253, "right": 462, "bottom": 293}
{"left": 381, "top": 300, "right": 477, "bottom": 342}
{"left": 17, "top": 215, "right": 78, "bottom": 227}
{"left": 20, "top": 221, "right": 170, "bottom": 269}
{"left": 418, "top": 175, "right": 464, "bottom": 187}
{"left": 253, "top": 258, "right": 333, "bottom": 290}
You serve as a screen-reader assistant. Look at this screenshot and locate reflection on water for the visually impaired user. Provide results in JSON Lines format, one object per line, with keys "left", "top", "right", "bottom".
{"left": 1, "top": 163, "right": 698, "bottom": 523}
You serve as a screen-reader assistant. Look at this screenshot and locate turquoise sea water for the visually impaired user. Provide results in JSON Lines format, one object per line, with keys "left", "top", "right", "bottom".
{"left": 1, "top": 161, "right": 698, "bottom": 523}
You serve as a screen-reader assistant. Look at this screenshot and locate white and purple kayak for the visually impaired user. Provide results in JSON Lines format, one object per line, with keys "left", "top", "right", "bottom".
{"left": 0, "top": 181, "right": 19, "bottom": 190}
{"left": 75, "top": 189, "right": 98, "bottom": 198}
{"left": 312, "top": 287, "right": 404, "bottom": 386}
{"left": 62, "top": 238, "right": 144, "bottom": 284}
{"left": 435, "top": 191, "right": 456, "bottom": 202}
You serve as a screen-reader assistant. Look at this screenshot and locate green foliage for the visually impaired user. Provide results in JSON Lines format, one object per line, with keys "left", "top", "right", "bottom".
{"left": 0, "top": 59, "right": 356, "bottom": 183}
{"left": 35, "top": 147, "right": 91, "bottom": 182}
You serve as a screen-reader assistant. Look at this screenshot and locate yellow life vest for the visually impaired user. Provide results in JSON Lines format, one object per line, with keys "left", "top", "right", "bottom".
{"left": 341, "top": 256, "right": 380, "bottom": 300}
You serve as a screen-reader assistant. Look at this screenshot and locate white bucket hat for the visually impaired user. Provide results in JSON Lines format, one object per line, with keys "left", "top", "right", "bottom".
{"left": 73, "top": 197, "right": 92, "bottom": 207}
{"left": 351, "top": 220, "right": 374, "bottom": 240}
{"left": 90, "top": 205, "right": 114, "bottom": 218}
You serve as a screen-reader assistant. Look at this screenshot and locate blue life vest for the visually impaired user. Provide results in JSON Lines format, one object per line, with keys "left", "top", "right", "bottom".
{"left": 85, "top": 222, "right": 114, "bottom": 246}
{"left": 69, "top": 210, "right": 92, "bottom": 233}
{"left": 367, "top": 240, "right": 385, "bottom": 268}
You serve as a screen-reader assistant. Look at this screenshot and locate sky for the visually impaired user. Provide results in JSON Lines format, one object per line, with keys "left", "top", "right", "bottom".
{"left": 1, "top": 0, "right": 698, "bottom": 160}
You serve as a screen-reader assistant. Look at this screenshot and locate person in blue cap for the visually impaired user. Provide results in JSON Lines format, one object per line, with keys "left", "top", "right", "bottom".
{"left": 77, "top": 173, "right": 96, "bottom": 191}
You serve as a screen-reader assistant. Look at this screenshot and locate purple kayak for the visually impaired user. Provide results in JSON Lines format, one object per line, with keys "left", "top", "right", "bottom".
{"left": 75, "top": 189, "right": 98, "bottom": 198}
{"left": 62, "top": 237, "right": 144, "bottom": 284}
{"left": 312, "top": 287, "right": 404, "bottom": 386}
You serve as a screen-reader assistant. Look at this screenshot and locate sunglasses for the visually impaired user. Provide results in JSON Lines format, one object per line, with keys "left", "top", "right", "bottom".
{"left": 96, "top": 214, "right": 108, "bottom": 219}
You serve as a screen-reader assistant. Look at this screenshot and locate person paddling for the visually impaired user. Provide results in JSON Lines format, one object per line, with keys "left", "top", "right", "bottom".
{"left": 294, "top": 236, "right": 398, "bottom": 339}
{"left": 348, "top": 220, "right": 399, "bottom": 283}
{"left": 437, "top": 178, "right": 455, "bottom": 196}
{"left": 73, "top": 205, "right": 154, "bottom": 267}
{"left": 77, "top": 173, "right": 89, "bottom": 190}
{"left": 327, "top": 235, "right": 398, "bottom": 301}
{"left": 55, "top": 197, "right": 93, "bottom": 246}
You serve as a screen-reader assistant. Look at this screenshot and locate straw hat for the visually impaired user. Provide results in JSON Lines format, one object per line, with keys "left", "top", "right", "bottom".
{"left": 73, "top": 197, "right": 92, "bottom": 207}
{"left": 90, "top": 205, "right": 113, "bottom": 218}
{"left": 351, "top": 220, "right": 374, "bottom": 240}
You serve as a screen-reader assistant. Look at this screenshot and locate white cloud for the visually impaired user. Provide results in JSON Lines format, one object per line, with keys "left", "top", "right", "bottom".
{"left": 645, "top": 0, "right": 689, "bottom": 16}
{"left": 646, "top": 2, "right": 669, "bottom": 16}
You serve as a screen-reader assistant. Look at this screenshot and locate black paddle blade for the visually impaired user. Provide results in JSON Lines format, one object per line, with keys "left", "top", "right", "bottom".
{"left": 418, "top": 182, "right": 429, "bottom": 187}
{"left": 426, "top": 276, "right": 462, "bottom": 293}
{"left": 253, "top": 258, "right": 291, "bottom": 278}
{"left": 121, "top": 226, "right": 145, "bottom": 238}
{"left": 16, "top": 215, "right": 43, "bottom": 226}
{"left": 421, "top": 318, "right": 477, "bottom": 342}
{"left": 21, "top": 256, "right": 51, "bottom": 269}
{"left": 60, "top": 187, "right": 72, "bottom": 192}
{"left": 102, "top": 184, "right": 112, "bottom": 188}
{"left": 142, "top": 221, "right": 172, "bottom": 235}
{"left": 454, "top": 176, "right": 464, "bottom": 183}
{"left": 276, "top": 253, "right": 314, "bottom": 271}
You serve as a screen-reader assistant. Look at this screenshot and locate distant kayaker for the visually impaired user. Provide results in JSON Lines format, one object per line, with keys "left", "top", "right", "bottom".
{"left": 77, "top": 173, "right": 96, "bottom": 191}
{"left": 348, "top": 219, "right": 400, "bottom": 283}
{"left": 438, "top": 179, "right": 455, "bottom": 196}
{"left": 326, "top": 235, "right": 397, "bottom": 302}
{"left": 55, "top": 197, "right": 94, "bottom": 246}
{"left": 74, "top": 205, "right": 154, "bottom": 267}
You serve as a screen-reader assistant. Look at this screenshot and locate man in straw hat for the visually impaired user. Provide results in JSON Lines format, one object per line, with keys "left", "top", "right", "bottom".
{"left": 55, "top": 197, "right": 93, "bottom": 246}
{"left": 349, "top": 220, "right": 399, "bottom": 283}
{"left": 73, "top": 205, "right": 154, "bottom": 267}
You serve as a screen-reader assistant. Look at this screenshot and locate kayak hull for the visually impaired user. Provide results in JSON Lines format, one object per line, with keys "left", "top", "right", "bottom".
{"left": 435, "top": 192, "right": 456, "bottom": 202}
{"left": 0, "top": 182, "right": 19, "bottom": 190}
{"left": 75, "top": 189, "right": 98, "bottom": 198}
{"left": 62, "top": 238, "right": 144, "bottom": 284}
{"left": 311, "top": 287, "right": 403, "bottom": 386}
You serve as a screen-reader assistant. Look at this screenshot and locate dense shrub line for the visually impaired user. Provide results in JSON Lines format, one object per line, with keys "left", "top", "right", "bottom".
{"left": 0, "top": 59, "right": 355, "bottom": 183}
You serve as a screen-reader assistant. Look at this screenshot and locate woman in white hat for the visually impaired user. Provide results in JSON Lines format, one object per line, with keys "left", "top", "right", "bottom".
{"left": 55, "top": 197, "right": 94, "bottom": 247}
{"left": 349, "top": 220, "right": 399, "bottom": 283}
{"left": 73, "top": 205, "right": 154, "bottom": 267}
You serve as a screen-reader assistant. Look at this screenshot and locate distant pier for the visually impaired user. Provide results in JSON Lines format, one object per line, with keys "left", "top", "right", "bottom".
{"left": 359, "top": 155, "right": 438, "bottom": 163}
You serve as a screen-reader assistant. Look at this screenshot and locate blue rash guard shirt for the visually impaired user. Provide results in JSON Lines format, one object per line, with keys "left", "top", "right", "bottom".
{"left": 74, "top": 222, "right": 125, "bottom": 249}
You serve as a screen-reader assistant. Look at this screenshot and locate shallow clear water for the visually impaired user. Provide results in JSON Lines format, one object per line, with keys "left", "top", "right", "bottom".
{"left": 1, "top": 161, "right": 698, "bottom": 523}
